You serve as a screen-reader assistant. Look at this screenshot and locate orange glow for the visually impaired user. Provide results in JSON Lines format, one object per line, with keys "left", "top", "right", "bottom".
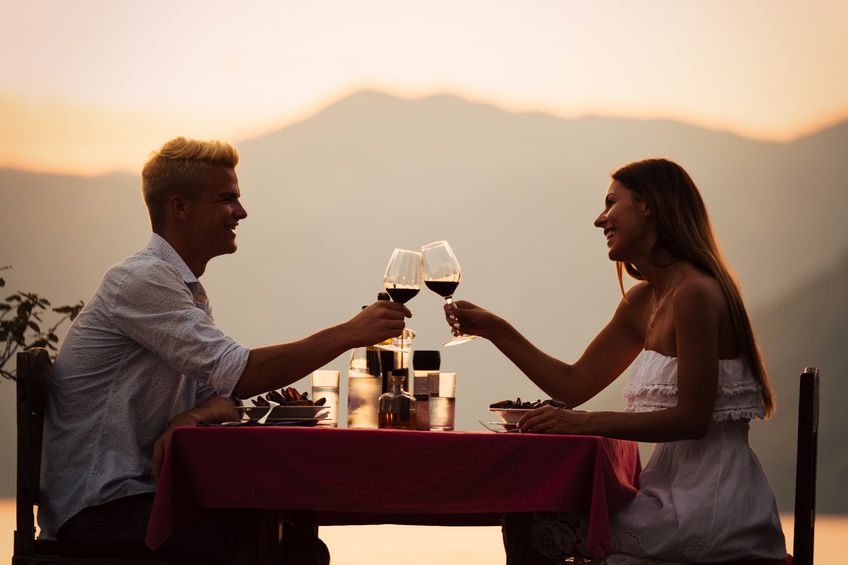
{"left": 2, "top": 85, "right": 846, "bottom": 177}
{"left": 1, "top": 1, "right": 846, "bottom": 176}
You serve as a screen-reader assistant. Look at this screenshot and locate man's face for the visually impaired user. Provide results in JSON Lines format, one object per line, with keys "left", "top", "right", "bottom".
{"left": 185, "top": 166, "right": 247, "bottom": 261}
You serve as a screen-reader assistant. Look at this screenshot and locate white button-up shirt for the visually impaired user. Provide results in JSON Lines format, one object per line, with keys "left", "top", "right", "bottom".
{"left": 38, "top": 234, "right": 249, "bottom": 539}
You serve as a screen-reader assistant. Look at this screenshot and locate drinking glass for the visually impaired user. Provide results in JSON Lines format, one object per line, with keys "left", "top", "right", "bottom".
{"left": 428, "top": 372, "right": 457, "bottom": 431}
{"left": 421, "top": 240, "right": 477, "bottom": 346}
{"left": 382, "top": 248, "right": 421, "bottom": 351}
{"left": 311, "top": 370, "right": 340, "bottom": 427}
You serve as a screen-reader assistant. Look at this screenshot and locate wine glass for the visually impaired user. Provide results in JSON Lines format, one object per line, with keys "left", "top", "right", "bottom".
{"left": 381, "top": 248, "right": 421, "bottom": 352}
{"left": 421, "top": 240, "right": 477, "bottom": 346}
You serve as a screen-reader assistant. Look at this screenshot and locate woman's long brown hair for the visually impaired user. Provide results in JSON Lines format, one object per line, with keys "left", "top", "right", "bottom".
{"left": 612, "top": 158, "right": 775, "bottom": 417}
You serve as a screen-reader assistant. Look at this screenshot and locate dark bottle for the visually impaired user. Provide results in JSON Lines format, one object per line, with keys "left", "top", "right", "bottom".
{"left": 412, "top": 350, "right": 441, "bottom": 431}
{"left": 380, "top": 350, "right": 396, "bottom": 394}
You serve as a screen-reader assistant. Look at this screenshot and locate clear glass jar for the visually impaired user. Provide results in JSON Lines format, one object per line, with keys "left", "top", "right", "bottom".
{"left": 378, "top": 371, "right": 417, "bottom": 430}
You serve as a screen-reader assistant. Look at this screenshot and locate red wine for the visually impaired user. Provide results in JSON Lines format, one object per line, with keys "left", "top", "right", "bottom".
{"left": 425, "top": 280, "right": 459, "bottom": 298}
{"left": 386, "top": 287, "right": 420, "bottom": 304}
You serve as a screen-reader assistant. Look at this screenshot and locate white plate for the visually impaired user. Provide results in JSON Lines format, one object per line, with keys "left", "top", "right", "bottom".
{"left": 489, "top": 421, "right": 519, "bottom": 431}
{"left": 478, "top": 420, "right": 519, "bottom": 433}
{"left": 239, "top": 405, "right": 328, "bottom": 421}
{"left": 220, "top": 417, "right": 325, "bottom": 427}
{"left": 488, "top": 408, "right": 532, "bottom": 424}
{"left": 487, "top": 420, "right": 517, "bottom": 428}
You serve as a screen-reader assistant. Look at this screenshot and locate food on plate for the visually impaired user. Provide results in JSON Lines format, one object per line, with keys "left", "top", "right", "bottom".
{"left": 252, "top": 387, "right": 326, "bottom": 407}
{"left": 488, "top": 397, "right": 571, "bottom": 409}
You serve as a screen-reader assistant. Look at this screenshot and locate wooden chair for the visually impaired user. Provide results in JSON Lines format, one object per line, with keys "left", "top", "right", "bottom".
{"left": 13, "top": 348, "right": 212, "bottom": 564}
{"left": 791, "top": 366, "right": 819, "bottom": 565}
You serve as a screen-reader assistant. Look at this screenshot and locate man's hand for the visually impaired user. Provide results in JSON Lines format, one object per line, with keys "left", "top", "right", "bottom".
{"left": 151, "top": 395, "right": 238, "bottom": 481}
{"left": 345, "top": 300, "right": 411, "bottom": 347}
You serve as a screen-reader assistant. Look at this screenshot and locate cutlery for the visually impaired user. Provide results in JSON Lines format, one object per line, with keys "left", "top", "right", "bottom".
{"left": 257, "top": 401, "right": 279, "bottom": 424}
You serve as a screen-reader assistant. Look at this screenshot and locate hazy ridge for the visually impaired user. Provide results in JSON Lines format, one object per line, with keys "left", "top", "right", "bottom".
{"left": 1, "top": 90, "right": 846, "bottom": 511}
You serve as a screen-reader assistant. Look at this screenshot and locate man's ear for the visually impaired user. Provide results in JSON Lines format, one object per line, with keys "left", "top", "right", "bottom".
{"left": 169, "top": 194, "right": 190, "bottom": 221}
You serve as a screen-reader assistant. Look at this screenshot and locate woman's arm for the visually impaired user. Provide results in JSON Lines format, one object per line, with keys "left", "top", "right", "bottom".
{"left": 518, "top": 278, "right": 722, "bottom": 441}
{"left": 450, "top": 283, "right": 647, "bottom": 407}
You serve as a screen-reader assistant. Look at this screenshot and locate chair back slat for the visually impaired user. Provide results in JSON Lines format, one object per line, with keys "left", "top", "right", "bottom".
{"left": 15, "top": 347, "right": 52, "bottom": 557}
{"left": 792, "top": 366, "right": 819, "bottom": 565}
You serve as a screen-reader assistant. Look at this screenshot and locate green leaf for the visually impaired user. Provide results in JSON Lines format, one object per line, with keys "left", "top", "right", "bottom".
{"left": 2, "top": 289, "right": 84, "bottom": 379}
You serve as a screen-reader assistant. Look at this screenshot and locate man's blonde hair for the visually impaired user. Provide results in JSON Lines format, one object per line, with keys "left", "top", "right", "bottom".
{"left": 141, "top": 137, "right": 240, "bottom": 231}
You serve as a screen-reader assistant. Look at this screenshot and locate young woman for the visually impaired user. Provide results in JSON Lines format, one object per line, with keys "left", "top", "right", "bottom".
{"left": 447, "top": 159, "right": 787, "bottom": 564}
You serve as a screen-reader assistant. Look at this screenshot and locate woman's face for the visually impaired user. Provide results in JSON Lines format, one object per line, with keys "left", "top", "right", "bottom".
{"left": 593, "top": 180, "right": 653, "bottom": 262}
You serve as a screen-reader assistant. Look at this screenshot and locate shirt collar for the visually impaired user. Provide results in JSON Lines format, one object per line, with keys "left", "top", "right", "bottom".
{"left": 147, "top": 233, "right": 199, "bottom": 285}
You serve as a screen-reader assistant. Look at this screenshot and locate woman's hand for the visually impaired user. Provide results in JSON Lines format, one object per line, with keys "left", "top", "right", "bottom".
{"left": 444, "top": 300, "right": 502, "bottom": 340}
{"left": 517, "top": 404, "right": 590, "bottom": 435}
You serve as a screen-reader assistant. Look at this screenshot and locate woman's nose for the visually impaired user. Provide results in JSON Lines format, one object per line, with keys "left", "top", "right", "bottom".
{"left": 593, "top": 212, "right": 605, "bottom": 227}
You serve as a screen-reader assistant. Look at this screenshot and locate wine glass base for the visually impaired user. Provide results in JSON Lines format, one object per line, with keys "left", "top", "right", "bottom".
{"left": 443, "top": 334, "right": 478, "bottom": 347}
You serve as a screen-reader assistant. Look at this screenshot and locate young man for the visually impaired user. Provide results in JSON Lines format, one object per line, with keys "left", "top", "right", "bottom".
{"left": 38, "top": 137, "right": 409, "bottom": 559}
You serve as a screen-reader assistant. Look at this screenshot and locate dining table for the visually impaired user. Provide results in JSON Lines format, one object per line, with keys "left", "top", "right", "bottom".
{"left": 146, "top": 425, "right": 641, "bottom": 558}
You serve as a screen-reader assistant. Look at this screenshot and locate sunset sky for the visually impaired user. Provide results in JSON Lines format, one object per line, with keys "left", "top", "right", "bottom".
{"left": 1, "top": 0, "right": 846, "bottom": 176}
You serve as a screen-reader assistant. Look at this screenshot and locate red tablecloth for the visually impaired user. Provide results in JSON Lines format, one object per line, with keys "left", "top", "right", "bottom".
{"left": 147, "top": 427, "right": 640, "bottom": 556}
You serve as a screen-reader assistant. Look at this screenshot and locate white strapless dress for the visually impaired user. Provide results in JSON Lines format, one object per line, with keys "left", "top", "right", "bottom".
{"left": 605, "top": 350, "right": 787, "bottom": 564}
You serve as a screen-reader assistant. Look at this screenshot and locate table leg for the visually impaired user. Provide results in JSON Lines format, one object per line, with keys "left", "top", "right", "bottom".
{"left": 279, "top": 510, "right": 326, "bottom": 565}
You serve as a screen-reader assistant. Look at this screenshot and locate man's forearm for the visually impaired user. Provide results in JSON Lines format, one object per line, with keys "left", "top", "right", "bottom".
{"left": 233, "top": 323, "right": 354, "bottom": 398}
{"left": 185, "top": 394, "right": 240, "bottom": 425}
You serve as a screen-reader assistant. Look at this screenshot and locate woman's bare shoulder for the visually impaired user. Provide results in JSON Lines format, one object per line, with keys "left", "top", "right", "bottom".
{"left": 623, "top": 280, "right": 653, "bottom": 306}
{"left": 616, "top": 281, "right": 653, "bottom": 327}
{"left": 672, "top": 268, "right": 726, "bottom": 313}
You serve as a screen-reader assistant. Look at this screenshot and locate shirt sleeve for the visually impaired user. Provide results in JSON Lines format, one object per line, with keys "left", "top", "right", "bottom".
{"left": 107, "top": 260, "right": 249, "bottom": 397}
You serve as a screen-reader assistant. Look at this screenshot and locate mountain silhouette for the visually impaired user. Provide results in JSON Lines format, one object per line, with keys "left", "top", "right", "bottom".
{"left": 1, "top": 90, "right": 846, "bottom": 511}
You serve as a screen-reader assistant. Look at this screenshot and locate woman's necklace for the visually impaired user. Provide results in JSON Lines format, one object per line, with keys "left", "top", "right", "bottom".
{"left": 651, "top": 265, "right": 681, "bottom": 317}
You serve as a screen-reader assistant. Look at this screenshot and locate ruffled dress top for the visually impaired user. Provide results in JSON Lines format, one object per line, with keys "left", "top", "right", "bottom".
{"left": 605, "top": 350, "right": 787, "bottom": 564}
